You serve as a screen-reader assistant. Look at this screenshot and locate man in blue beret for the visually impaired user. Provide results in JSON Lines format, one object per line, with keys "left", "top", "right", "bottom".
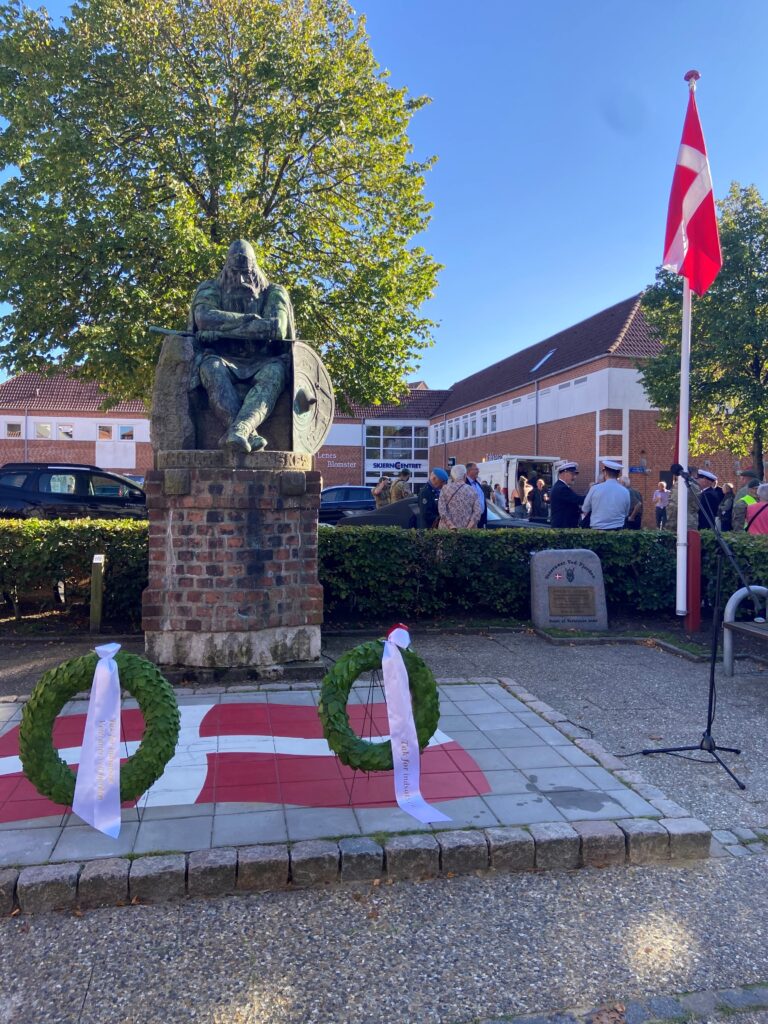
{"left": 417, "top": 468, "right": 448, "bottom": 529}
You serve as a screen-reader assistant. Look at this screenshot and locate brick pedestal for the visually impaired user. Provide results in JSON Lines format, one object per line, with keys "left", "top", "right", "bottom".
{"left": 142, "top": 450, "right": 322, "bottom": 669}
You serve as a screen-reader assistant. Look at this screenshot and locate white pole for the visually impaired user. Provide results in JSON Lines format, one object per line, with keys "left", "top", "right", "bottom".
{"left": 675, "top": 279, "right": 692, "bottom": 615}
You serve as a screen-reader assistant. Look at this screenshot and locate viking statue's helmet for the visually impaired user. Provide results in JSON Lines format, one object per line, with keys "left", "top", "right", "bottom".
{"left": 226, "top": 239, "right": 258, "bottom": 274}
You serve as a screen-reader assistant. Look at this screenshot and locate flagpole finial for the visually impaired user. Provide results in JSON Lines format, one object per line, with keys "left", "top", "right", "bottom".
{"left": 684, "top": 69, "right": 701, "bottom": 90}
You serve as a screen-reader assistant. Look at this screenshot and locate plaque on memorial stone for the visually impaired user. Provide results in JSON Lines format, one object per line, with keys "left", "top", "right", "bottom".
{"left": 530, "top": 549, "right": 607, "bottom": 631}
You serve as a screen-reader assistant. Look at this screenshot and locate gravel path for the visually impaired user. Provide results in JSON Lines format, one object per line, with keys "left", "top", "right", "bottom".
{"left": 2, "top": 855, "right": 768, "bottom": 1024}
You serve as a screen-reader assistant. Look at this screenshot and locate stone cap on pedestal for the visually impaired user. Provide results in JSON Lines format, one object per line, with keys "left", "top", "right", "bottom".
{"left": 156, "top": 449, "right": 313, "bottom": 472}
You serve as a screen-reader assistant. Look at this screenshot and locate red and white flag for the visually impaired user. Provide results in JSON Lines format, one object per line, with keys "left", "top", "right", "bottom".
{"left": 662, "top": 85, "right": 722, "bottom": 295}
{"left": 0, "top": 702, "right": 490, "bottom": 825}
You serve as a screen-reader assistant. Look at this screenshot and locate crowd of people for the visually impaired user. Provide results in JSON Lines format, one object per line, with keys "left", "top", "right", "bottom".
{"left": 370, "top": 459, "right": 768, "bottom": 534}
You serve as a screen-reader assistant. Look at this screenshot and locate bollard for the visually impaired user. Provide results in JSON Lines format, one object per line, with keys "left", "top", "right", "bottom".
{"left": 684, "top": 529, "right": 701, "bottom": 634}
{"left": 90, "top": 554, "right": 106, "bottom": 633}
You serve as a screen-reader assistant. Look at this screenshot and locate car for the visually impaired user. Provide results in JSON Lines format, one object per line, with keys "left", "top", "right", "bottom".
{"left": 319, "top": 485, "right": 376, "bottom": 524}
{"left": 338, "top": 497, "right": 552, "bottom": 529}
{"left": 0, "top": 463, "right": 147, "bottom": 519}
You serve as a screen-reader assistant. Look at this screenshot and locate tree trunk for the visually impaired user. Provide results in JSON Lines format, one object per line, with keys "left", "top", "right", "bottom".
{"left": 753, "top": 422, "right": 764, "bottom": 480}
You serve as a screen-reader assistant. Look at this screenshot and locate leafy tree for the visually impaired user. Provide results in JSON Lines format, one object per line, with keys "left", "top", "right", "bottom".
{"left": 0, "top": 0, "right": 440, "bottom": 407}
{"left": 641, "top": 183, "right": 768, "bottom": 479}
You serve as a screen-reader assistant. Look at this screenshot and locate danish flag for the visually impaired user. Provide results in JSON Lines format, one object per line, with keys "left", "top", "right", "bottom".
{"left": 0, "top": 703, "right": 490, "bottom": 825}
{"left": 662, "top": 78, "right": 722, "bottom": 296}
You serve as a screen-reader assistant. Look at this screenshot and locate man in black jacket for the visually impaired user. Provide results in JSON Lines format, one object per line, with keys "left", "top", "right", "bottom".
{"left": 417, "top": 468, "right": 448, "bottom": 528}
{"left": 550, "top": 461, "right": 583, "bottom": 528}
{"left": 695, "top": 469, "right": 723, "bottom": 529}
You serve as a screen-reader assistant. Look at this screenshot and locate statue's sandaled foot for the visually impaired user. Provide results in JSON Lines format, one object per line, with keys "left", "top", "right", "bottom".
{"left": 249, "top": 434, "right": 267, "bottom": 452}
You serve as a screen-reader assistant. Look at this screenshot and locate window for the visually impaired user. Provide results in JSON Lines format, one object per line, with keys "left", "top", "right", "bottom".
{"left": 540, "top": 388, "right": 551, "bottom": 396}
{"left": 558, "top": 382, "right": 571, "bottom": 390}
{"left": 382, "top": 425, "right": 411, "bottom": 458}
{"left": 448, "top": 422, "right": 454, "bottom": 441}
{"left": 574, "top": 376, "right": 588, "bottom": 387}
{"left": 89, "top": 473, "right": 142, "bottom": 498}
{"left": 5, "top": 423, "right": 21, "bottom": 439}
{"left": 98, "top": 424, "right": 113, "bottom": 440}
{"left": 470, "top": 415, "right": 477, "bottom": 437}
{"left": 440, "top": 424, "right": 445, "bottom": 444}
{"left": 481, "top": 413, "right": 488, "bottom": 434}
{"left": 118, "top": 425, "right": 134, "bottom": 441}
{"left": 489, "top": 408, "right": 497, "bottom": 432}
{"left": 34, "top": 423, "right": 51, "bottom": 439}
{"left": 39, "top": 473, "right": 76, "bottom": 494}
{"left": 512, "top": 397, "right": 522, "bottom": 405}
{"left": 57, "top": 424, "right": 74, "bottom": 441}
{"left": 0, "top": 473, "right": 27, "bottom": 488}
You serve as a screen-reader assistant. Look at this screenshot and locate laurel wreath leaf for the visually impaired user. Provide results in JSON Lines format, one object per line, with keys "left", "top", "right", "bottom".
{"left": 317, "top": 640, "right": 440, "bottom": 772}
{"left": 18, "top": 652, "right": 180, "bottom": 806}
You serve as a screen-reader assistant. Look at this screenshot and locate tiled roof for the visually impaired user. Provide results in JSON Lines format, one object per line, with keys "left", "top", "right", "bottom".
{"left": 0, "top": 372, "right": 147, "bottom": 414}
{"left": 338, "top": 386, "right": 453, "bottom": 421}
{"left": 433, "top": 295, "right": 660, "bottom": 416}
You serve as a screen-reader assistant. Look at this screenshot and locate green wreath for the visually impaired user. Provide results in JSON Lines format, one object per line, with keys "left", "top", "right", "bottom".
{"left": 19, "top": 652, "right": 180, "bottom": 806}
{"left": 318, "top": 639, "right": 440, "bottom": 772}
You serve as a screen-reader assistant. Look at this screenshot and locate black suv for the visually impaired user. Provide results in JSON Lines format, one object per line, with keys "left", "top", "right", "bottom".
{"left": 0, "top": 463, "right": 147, "bottom": 519}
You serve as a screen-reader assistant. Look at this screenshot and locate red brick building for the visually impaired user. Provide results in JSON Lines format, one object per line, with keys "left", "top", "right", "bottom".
{"left": 0, "top": 373, "right": 152, "bottom": 477}
{"left": 426, "top": 295, "right": 747, "bottom": 523}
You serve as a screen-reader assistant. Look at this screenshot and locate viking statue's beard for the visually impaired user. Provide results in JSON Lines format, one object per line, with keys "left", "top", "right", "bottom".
{"left": 225, "top": 283, "right": 259, "bottom": 313}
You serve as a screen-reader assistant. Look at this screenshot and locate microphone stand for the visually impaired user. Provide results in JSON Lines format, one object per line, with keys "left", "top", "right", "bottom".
{"left": 641, "top": 469, "right": 759, "bottom": 790}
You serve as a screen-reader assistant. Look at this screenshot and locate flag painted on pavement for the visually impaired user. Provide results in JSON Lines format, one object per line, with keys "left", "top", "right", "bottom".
{"left": 0, "top": 702, "right": 490, "bottom": 824}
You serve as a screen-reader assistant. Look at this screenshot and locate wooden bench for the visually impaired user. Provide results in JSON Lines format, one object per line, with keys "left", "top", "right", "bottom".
{"left": 722, "top": 586, "right": 768, "bottom": 676}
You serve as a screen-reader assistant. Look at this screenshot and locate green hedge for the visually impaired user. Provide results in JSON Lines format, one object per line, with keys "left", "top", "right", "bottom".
{"left": 2, "top": 519, "right": 766, "bottom": 625}
{"left": 318, "top": 526, "right": 681, "bottom": 620}
{"left": 0, "top": 519, "right": 148, "bottom": 626}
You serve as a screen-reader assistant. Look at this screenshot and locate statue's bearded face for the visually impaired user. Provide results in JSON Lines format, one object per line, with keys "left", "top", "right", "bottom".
{"left": 223, "top": 252, "right": 258, "bottom": 294}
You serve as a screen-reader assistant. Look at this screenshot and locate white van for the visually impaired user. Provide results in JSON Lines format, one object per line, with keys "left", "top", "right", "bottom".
{"left": 476, "top": 455, "right": 560, "bottom": 509}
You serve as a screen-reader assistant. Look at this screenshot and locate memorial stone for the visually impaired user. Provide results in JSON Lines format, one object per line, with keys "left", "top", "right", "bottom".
{"left": 530, "top": 549, "right": 608, "bottom": 631}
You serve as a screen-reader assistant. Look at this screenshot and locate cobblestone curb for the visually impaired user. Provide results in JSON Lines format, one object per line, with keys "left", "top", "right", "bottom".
{"left": 1, "top": 811, "right": 729, "bottom": 915}
{"left": 476, "top": 981, "right": 768, "bottom": 1024}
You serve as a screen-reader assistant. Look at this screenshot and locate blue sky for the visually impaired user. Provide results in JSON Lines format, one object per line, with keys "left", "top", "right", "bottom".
{"left": 4, "top": 0, "right": 768, "bottom": 389}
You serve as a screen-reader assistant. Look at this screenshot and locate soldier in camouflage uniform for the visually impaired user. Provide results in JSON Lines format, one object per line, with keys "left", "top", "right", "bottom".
{"left": 389, "top": 469, "right": 412, "bottom": 502}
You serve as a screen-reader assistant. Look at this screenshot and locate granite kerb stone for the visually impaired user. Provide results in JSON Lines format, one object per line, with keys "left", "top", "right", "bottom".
{"left": 529, "top": 823, "right": 581, "bottom": 870}
{"left": 384, "top": 833, "right": 440, "bottom": 880}
{"left": 436, "top": 829, "right": 489, "bottom": 873}
{"left": 237, "top": 844, "right": 289, "bottom": 890}
{"left": 78, "top": 857, "right": 129, "bottom": 909}
{"left": 338, "top": 837, "right": 384, "bottom": 882}
{"left": 289, "top": 840, "right": 340, "bottom": 886}
{"left": 17, "top": 862, "right": 80, "bottom": 913}
{"left": 187, "top": 847, "right": 237, "bottom": 897}
{"left": 0, "top": 867, "right": 18, "bottom": 914}
{"left": 129, "top": 854, "right": 187, "bottom": 903}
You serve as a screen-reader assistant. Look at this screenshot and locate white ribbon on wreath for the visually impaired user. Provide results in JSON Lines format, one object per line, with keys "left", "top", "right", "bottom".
{"left": 72, "top": 643, "right": 122, "bottom": 837}
{"left": 382, "top": 625, "right": 450, "bottom": 824}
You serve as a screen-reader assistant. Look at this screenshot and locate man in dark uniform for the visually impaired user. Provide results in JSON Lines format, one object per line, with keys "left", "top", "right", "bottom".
{"left": 696, "top": 469, "right": 723, "bottom": 529}
{"left": 417, "top": 468, "right": 448, "bottom": 528}
{"left": 550, "top": 461, "right": 583, "bottom": 528}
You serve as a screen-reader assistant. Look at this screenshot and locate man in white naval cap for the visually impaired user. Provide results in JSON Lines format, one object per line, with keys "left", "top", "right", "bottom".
{"left": 550, "top": 460, "right": 584, "bottom": 528}
{"left": 580, "top": 459, "right": 630, "bottom": 530}
{"left": 695, "top": 468, "right": 723, "bottom": 530}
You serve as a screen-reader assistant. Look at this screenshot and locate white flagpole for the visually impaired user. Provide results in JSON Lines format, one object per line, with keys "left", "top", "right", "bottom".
{"left": 675, "top": 279, "right": 692, "bottom": 615}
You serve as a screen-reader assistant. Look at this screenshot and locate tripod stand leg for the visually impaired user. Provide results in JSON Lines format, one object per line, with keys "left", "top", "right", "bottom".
{"left": 710, "top": 749, "right": 746, "bottom": 790}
